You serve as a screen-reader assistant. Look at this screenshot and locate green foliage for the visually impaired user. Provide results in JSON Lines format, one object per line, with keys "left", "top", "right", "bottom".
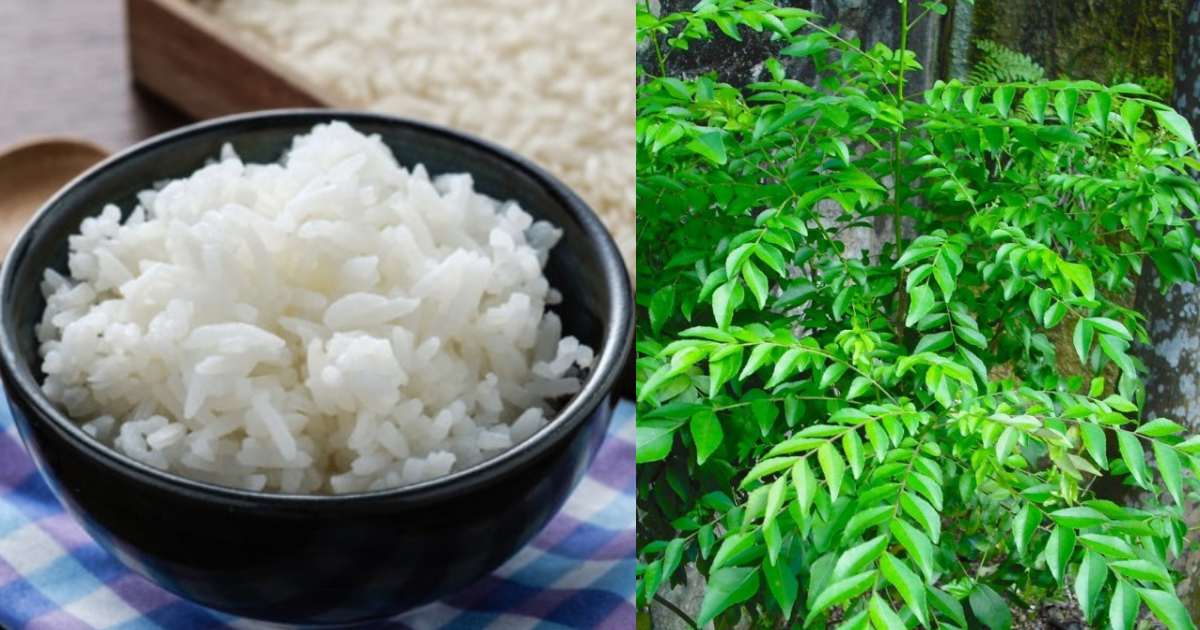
{"left": 968, "top": 39, "right": 1045, "bottom": 84}
{"left": 636, "top": 0, "right": 1200, "bottom": 628}
{"left": 1112, "top": 72, "right": 1173, "bottom": 102}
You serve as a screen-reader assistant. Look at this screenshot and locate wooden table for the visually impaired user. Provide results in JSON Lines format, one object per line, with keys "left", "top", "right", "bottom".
{"left": 0, "top": 0, "right": 188, "bottom": 152}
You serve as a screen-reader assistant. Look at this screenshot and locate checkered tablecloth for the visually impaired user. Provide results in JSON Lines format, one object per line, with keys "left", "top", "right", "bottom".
{"left": 0, "top": 400, "right": 635, "bottom": 629}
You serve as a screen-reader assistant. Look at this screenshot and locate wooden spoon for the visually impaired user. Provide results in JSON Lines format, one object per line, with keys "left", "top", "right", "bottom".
{"left": 0, "top": 138, "right": 109, "bottom": 257}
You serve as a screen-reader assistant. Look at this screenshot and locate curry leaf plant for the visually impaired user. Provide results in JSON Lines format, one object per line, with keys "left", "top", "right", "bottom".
{"left": 636, "top": 1, "right": 1200, "bottom": 628}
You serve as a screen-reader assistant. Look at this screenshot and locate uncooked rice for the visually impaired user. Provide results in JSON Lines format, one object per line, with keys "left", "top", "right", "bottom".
{"left": 196, "top": 0, "right": 636, "bottom": 269}
{"left": 37, "top": 122, "right": 594, "bottom": 494}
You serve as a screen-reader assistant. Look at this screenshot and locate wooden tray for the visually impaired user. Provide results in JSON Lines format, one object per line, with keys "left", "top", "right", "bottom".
{"left": 126, "top": 0, "right": 335, "bottom": 118}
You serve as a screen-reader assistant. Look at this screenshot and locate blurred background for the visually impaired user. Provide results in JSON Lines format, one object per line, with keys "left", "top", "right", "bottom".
{"left": 1, "top": 0, "right": 634, "bottom": 269}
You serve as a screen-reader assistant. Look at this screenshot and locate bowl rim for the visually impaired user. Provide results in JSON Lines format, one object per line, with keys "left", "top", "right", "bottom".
{"left": 0, "top": 109, "right": 632, "bottom": 506}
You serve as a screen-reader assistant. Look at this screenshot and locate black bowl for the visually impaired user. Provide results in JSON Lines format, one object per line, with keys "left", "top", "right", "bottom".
{"left": 0, "top": 110, "right": 632, "bottom": 624}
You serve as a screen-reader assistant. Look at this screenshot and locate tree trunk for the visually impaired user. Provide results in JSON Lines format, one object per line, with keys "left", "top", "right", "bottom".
{"left": 947, "top": 0, "right": 973, "bottom": 80}
{"left": 1136, "top": 0, "right": 1200, "bottom": 620}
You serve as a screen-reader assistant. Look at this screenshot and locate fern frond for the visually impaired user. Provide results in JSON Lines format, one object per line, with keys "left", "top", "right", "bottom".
{"left": 968, "top": 39, "right": 1045, "bottom": 84}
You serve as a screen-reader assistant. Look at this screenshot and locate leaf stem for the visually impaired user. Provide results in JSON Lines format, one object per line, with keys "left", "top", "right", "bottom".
{"left": 643, "top": 0, "right": 668, "bottom": 78}
{"left": 653, "top": 594, "right": 700, "bottom": 630}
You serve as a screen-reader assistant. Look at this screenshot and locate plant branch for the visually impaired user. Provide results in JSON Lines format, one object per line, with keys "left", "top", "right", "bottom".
{"left": 654, "top": 594, "right": 700, "bottom": 630}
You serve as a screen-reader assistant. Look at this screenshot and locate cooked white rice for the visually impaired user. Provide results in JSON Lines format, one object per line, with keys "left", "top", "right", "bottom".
{"left": 36, "top": 122, "right": 594, "bottom": 494}
{"left": 195, "top": 0, "right": 636, "bottom": 270}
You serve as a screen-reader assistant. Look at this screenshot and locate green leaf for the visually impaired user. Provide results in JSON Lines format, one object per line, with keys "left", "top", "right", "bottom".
{"left": 1136, "top": 417, "right": 1185, "bottom": 437}
{"left": 890, "top": 518, "right": 935, "bottom": 581}
{"left": 762, "top": 523, "right": 782, "bottom": 571}
{"left": 993, "top": 85, "right": 1016, "bottom": 118}
{"left": 1045, "top": 524, "right": 1076, "bottom": 584}
{"left": 836, "top": 610, "right": 870, "bottom": 630}
{"left": 1074, "top": 551, "right": 1107, "bottom": 622}
{"left": 642, "top": 558, "right": 663, "bottom": 601}
{"left": 699, "top": 268, "right": 727, "bottom": 304}
{"left": 725, "top": 243, "right": 755, "bottom": 278}
{"left": 766, "top": 347, "right": 804, "bottom": 388}
{"left": 1156, "top": 109, "right": 1197, "bottom": 148}
{"left": 1178, "top": 434, "right": 1200, "bottom": 454}
{"left": 819, "top": 362, "right": 848, "bottom": 390}
{"left": 741, "top": 456, "right": 801, "bottom": 488}
{"left": 1059, "top": 261, "right": 1095, "bottom": 300}
{"left": 995, "top": 426, "right": 1018, "bottom": 462}
{"left": 1048, "top": 506, "right": 1107, "bottom": 528}
{"left": 696, "top": 567, "right": 760, "bottom": 627}
{"left": 1054, "top": 88, "right": 1078, "bottom": 127}
{"left": 649, "top": 286, "right": 676, "bottom": 335}
{"left": 763, "top": 556, "right": 798, "bottom": 620}
{"left": 880, "top": 553, "right": 928, "bottom": 626}
{"left": 843, "top": 505, "right": 891, "bottom": 540}
{"left": 743, "top": 261, "right": 769, "bottom": 309}
{"left": 907, "top": 471, "right": 943, "bottom": 510}
{"left": 866, "top": 421, "right": 889, "bottom": 462}
{"left": 1137, "top": 588, "right": 1197, "bottom": 630}
{"left": 1073, "top": 319, "right": 1094, "bottom": 365}
{"left": 740, "top": 344, "right": 775, "bottom": 380}
{"left": 636, "top": 418, "right": 683, "bottom": 463}
{"left": 1043, "top": 301, "right": 1067, "bottom": 328}
{"left": 1154, "top": 441, "right": 1183, "bottom": 505}
{"left": 1103, "top": 394, "right": 1137, "bottom": 413}
{"left": 842, "top": 430, "right": 865, "bottom": 479}
{"left": 1078, "top": 534, "right": 1136, "bottom": 560}
{"left": 1109, "top": 580, "right": 1139, "bottom": 630}
{"left": 847, "top": 376, "right": 872, "bottom": 400}
{"left": 1087, "top": 91, "right": 1111, "bottom": 132}
{"left": 956, "top": 325, "right": 988, "bottom": 349}
{"left": 1099, "top": 334, "right": 1137, "bottom": 377}
{"left": 894, "top": 245, "right": 939, "bottom": 268}
{"left": 713, "top": 282, "right": 736, "bottom": 330}
{"left": 1024, "top": 86, "right": 1049, "bottom": 123}
{"left": 687, "top": 130, "right": 728, "bottom": 165}
{"left": 1110, "top": 559, "right": 1172, "bottom": 588}
{"left": 1087, "top": 317, "right": 1132, "bottom": 340}
{"left": 804, "top": 571, "right": 876, "bottom": 626}
{"left": 1120, "top": 99, "right": 1145, "bottom": 136}
{"left": 1079, "top": 422, "right": 1108, "bottom": 470}
{"left": 780, "top": 37, "right": 831, "bottom": 59}
{"left": 1116, "top": 430, "right": 1151, "bottom": 489}
{"left": 663, "top": 538, "right": 686, "bottom": 583}
{"left": 1012, "top": 504, "right": 1041, "bottom": 556}
{"left": 793, "top": 458, "right": 818, "bottom": 515}
{"left": 969, "top": 584, "right": 1012, "bottom": 630}
{"left": 818, "top": 442, "right": 846, "bottom": 501}
{"left": 928, "top": 586, "right": 968, "bottom": 627}
{"left": 933, "top": 255, "right": 956, "bottom": 300}
{"left": 763, "top": 475, "right": 788, "bottom": 533}
{"left": 699, "top": 525, "right": 716, "bottom": 559}
{"left": 868, "top": 594, "right": 907, "bottom": 630}
{"left": 906, "top": 284, "right": 936, "bottom": 327}
{"left": 901, "top": 492, "right": 942, "bottom": 543}
{"left": 710, "top": 531, "right": 756, "bottom": 572}
{"left": 833, "top": 535, "right": 888, "bottom": 580}
{"left": 752, "top": 399, "right": 779, "bottom": 436}
{"left": 690, "top": 410, "right": 724, "bottom": 465}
